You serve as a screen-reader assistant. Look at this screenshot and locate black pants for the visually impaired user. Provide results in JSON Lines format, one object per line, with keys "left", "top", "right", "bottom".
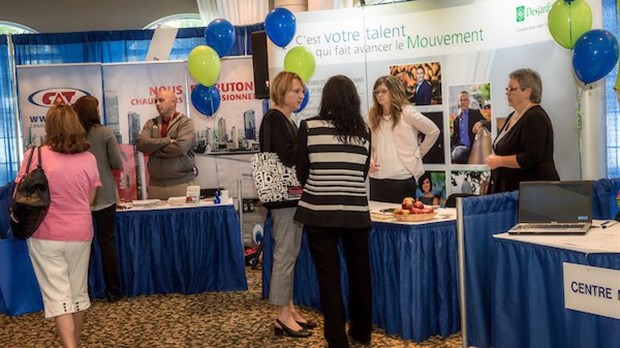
{"left": 92, "top": 204, "right": 121, "bottom": 294}
{"left": 369, "top": 177, "right": 416, "bottom": 203}
{"left": 306, "top": 226, "right": 372, "bottom": 348}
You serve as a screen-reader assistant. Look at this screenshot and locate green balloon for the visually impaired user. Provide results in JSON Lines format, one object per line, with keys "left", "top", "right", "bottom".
{"left": 283, "top": 46, "right": 316, "bottom": 82}
{"left": 547, "top": 0, "right": 592, "bottom": 49}
{"left": 188, "top": 45, "right": 221, "bottom": 86}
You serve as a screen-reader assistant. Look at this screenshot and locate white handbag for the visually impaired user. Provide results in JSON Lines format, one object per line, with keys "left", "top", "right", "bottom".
{"left": 250, "top": 115, "right": 302, "bottom": 204}
{"left": 251, "top": 152, "right": 302, "bottom": 203}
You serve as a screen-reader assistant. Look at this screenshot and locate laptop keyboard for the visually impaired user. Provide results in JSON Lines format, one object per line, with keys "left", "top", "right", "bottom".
{"left": 519, "top": 223, "right": 586, "bottom": 230}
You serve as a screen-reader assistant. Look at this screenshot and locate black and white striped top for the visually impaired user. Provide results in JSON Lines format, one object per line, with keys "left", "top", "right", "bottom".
{"left": 294, "top": 117, "right": 372, "bottom": 228}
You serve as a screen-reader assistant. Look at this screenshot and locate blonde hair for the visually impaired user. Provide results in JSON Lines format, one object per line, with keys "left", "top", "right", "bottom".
{"left": 368, "top": 75, "right": 410, "bottom": 131}
{"left": 45, "top": 104, "right": 90, "bottom": 154}
{"left": 269, "top": 71, "right": 305, "bottom": 107}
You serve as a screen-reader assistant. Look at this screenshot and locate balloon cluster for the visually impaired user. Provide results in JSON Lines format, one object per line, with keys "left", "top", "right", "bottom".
{"left": 265, "top": 7, "right": 315, "bottom": 112}
{"left": 188, "top": 18, "right": 236, "bottom": 116}
{"left": 548, "top": 0, "right": 619, "bottom": 85}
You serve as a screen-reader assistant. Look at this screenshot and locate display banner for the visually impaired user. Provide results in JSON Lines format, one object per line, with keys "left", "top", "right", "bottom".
{"left": 268, "top": 0, "right": 592, "bottom": 192}
{"left": 189, "top": 56, "right": 265, "bottom": 197}
{"left": 102, "top": 60, "right": 188, "bottom": 200}
{"left": 16, "top": 63, "right": 103, "bottom": 147}
{"left": 102, "top": 61, "right": 188, "bottom": 145}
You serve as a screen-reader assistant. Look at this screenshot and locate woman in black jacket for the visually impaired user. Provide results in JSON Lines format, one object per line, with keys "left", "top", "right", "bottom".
{"left": 259, "top": 71, "right": 314, "bottom": 338}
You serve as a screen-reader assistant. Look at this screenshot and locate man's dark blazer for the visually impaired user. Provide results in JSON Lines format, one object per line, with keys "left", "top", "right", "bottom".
{"left": 450, "top": 108, "right": 489, "bottom": 149}
{"left": 414, "top": 80, "right": 432, "bottom": 105}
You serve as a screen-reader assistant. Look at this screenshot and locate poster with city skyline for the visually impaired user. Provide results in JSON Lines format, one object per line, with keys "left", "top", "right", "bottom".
{"left": 188, "top": 56, "right": 266, "bottom": 155}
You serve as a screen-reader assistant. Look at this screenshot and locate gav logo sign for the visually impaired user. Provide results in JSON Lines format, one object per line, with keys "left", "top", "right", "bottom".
{"left": 516, "top": 2, "right": 553, "bottom": 22}
{"left": 28, "top": 88, "right": 90, "bottom": 107}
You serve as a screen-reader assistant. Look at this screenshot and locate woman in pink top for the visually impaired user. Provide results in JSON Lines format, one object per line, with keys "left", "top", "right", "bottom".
{"left": 16, "top": 104, "right": 101, "bottom": 348}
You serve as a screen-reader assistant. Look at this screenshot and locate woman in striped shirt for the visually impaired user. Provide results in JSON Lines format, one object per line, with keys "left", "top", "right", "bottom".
{"left": 294, "top": 75, "right": 372, "bottom": 348}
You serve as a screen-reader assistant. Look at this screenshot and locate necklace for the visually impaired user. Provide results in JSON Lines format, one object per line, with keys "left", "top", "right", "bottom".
{"left": 508, "top": 103, "right": 533, "bottom": 129}
{"left": 382, "top": 113, "right": 391, "bottom": 121}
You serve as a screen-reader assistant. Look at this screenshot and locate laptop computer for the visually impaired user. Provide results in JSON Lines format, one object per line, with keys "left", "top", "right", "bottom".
{"left": 508, "top": 181, "right": 593, "bottom": 235}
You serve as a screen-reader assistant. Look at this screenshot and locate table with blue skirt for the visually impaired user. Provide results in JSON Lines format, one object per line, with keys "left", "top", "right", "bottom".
{"left": 492, "top": 228, "right": 620, "bottom": 348}
{"left": 261, "top": 208, "right": 460, "bottom": 342}
{"left": 1, "top": 203, "right": 247, "bottom": 316}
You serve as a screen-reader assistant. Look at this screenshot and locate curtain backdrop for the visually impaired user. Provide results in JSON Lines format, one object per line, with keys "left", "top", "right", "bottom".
{"left": 0, "top": 23, "right": 264, "bottom": 184}
{"left": 0, "top": 36, "right": 18, "bottom": 185}
{"left": 604, "top": 0, "right": 619, "bottom": 178}
{"left": 197, "top": 0, "right": 268, "bottom": 26}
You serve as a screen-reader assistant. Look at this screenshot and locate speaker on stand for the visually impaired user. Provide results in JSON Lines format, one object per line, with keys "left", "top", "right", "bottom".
{"left": 251, "top": 31, "right": 270, "bottom": 100}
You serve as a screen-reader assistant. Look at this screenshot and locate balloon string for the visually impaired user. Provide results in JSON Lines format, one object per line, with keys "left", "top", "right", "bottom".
{"left": 576, "top": 86, "right": 584, "bottom": 179}
{"left": 568, "top": 3, "right": 573, "bottom": 47}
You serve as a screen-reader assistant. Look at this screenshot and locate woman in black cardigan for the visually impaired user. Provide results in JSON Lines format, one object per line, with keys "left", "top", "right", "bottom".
{"left": 486, "top": 68, "right": 559, "bottom": 193}
{"left": 259, "top": 71, "right": 314, "bottom": 338}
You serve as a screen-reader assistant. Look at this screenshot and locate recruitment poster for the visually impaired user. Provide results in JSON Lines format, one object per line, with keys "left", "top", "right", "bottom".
{"left": 267, "top": 0, "right": 589, "bottom": 196}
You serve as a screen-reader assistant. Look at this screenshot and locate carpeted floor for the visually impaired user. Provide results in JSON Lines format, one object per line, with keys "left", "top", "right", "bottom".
{"left": 0, "top": 268, "right": 462, "bottom": 347}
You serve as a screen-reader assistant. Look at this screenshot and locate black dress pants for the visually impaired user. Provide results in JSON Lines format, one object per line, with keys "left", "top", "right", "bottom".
{"left": 306, "top": 226, "right": 372, "bottom": 348}
{"left": 369, "top": 177, "right": 416, "bottom": 203}
{"left": 92, "top": 204, "right": 121, "bottom": 294}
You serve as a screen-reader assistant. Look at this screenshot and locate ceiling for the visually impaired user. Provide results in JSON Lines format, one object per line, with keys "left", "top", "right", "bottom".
{"left": 1, "top": 0, "right": 200, "bottom": 33}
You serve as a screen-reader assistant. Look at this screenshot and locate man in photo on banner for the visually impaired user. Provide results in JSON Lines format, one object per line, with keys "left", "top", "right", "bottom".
{"left": 137, "top": 89, "right": 197, "bottom": 199}
{"left": 450, "top": 91, "right": 490, "bottom": 164}
{"left": 414, "top": 66, "right": 433, "bottom": 106}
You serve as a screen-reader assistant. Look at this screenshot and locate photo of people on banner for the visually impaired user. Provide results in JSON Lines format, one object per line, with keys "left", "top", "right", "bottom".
{"left": 389, "top": 62, "right": 442, "bottom": 106}
{"left": 450, "top": 170, "right": 490, "bottom": 196}
{"left": 448, "top": 83, "right": 492, "bottom": 165}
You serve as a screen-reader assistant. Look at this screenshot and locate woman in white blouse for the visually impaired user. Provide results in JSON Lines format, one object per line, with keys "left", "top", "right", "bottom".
{"left": 367, "top": 75, "right": 440, "bottom": 203}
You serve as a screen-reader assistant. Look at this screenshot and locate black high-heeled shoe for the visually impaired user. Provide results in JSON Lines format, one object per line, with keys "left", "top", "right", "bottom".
{"left": 274, "top": 319, "right": 311, "bottom": 338}
{"left": 295, "top": 320, "right": 318, "bottom": 330}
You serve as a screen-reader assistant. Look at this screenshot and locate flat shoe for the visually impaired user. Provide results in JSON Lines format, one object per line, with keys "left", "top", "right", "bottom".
{"left": 274, "top": 319, "right": 311, "bottom": 338}
{"left": 296, "top": 320, "right": 318, "bottom": 330}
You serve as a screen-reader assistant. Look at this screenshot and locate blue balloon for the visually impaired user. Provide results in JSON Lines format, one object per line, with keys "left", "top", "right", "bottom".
{"left": 296, "top": 88, "right": 309, "bottom": 113}
{"left": 191, "top": 85, "right": 221, "bottom": 116}
{"left": 265, "top": 8, "right": 296, "bottom": 48}
{"left": 572, "top": 29, "right": 619, "bottom": 85}
{"left": 205, "top": 18, "right": 236, "bottom": 57}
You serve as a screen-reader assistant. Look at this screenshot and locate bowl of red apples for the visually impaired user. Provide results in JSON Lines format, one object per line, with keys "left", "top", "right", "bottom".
{"left": 392, "top": 197, "right": 437, "bottom": 222}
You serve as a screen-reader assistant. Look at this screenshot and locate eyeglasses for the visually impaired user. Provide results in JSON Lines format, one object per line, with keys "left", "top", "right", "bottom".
{"left": 505, "top": 86, "right": 523, "bottom": 93}
{"left": 374, "top": 89, "right": 389, "bottom": 95}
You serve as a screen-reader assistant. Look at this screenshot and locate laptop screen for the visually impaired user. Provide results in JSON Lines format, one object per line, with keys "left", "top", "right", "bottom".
{"left": 518, "top": 181, "right": 593, "bottom": 223}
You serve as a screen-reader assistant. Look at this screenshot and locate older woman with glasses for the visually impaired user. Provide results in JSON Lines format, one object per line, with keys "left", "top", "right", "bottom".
{"left": 485, "top": 68, "right": 559, "bottom": 193}
{"left": 367, "top": 75, "right": 439, "bottom": 203}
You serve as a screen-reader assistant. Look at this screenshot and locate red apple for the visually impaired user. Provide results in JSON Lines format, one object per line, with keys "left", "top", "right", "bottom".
{"left": 413, "top": 200, "right": 425, "bottom": 209}
{"left": 402, "top": 197, "right": 414, "bottom": 210}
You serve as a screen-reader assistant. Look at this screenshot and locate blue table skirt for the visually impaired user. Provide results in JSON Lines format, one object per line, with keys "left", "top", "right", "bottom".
{"left": 2, "top": 204, "right": 247, "bottom": 316}
{"left": 492, "top": 238, "right": 620, "bottom": 348}
{"left": 88, "top": 204, "right": 248, "bottom": 298}
{"left": 262, "top": 217, "right": 460, "bottom": 342}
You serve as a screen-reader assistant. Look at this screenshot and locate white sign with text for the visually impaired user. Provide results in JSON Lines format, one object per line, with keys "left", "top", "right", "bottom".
{"left": 563, "top": 262, "right": 620, "bottom": 319}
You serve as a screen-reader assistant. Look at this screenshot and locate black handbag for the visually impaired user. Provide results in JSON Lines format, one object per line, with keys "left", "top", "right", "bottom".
{"left": 10, "top": 146, "right": 50, "bottom": 239}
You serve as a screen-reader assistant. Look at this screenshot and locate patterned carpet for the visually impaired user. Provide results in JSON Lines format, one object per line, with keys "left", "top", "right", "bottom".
{"left": 0, "top": 268, "right": 462, "bottom": 347}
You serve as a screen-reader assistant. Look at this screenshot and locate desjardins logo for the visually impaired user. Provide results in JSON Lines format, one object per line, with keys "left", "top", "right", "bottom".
{"left": 516, "top": 2, "right": 552, "bottom": 23}
{"left": 516, "top": 6, "right": 526, "bottom": 22}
